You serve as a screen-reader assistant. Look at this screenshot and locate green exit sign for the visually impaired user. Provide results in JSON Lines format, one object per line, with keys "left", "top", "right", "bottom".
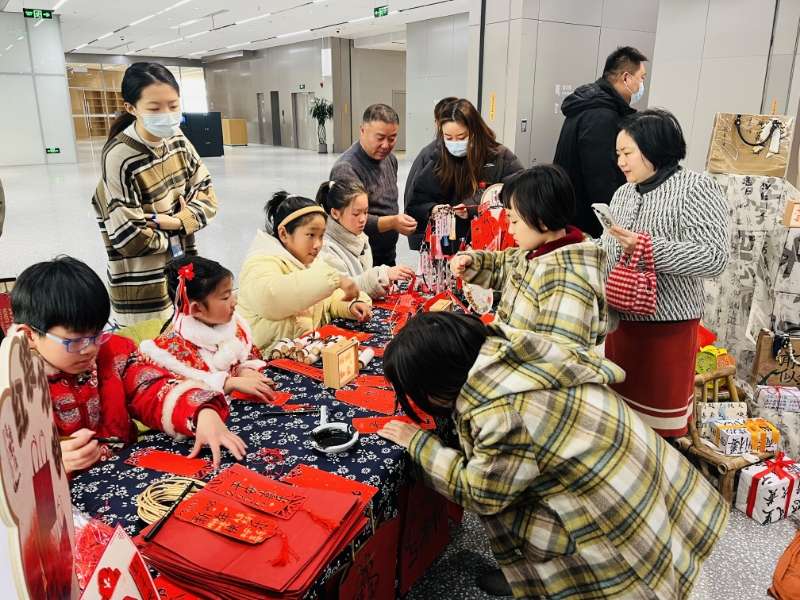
{"left": 45, "top": 147, "right": 60, "bottom": 154}
{"left": 23, "top": 8, "right": 53, "bottom": 19}
{"left": 374, "top": 5, "right": 389, "bottom": 17}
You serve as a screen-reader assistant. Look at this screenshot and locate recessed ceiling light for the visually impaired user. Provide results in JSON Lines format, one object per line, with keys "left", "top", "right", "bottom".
{"left": 348, "top": 16, "right": 372, "bottom": 23}
{"left": 226, "top": 41, "right": 251, "bottom": 49}
{"left": 73, "top": 43, "right": 88, "bottom": 50}
{"left": 4, "top": 45, "right": 12, "bottom": 51}
{"left": 129, "top": 14, "right": 155, "bottom": 26}
{"left": 97, "top": 31, "right": 114, "bottom": 40}
{"left": 149, "top": 37, "right": 183, "bottom": 49}
{"left": 185, "top": 30, "right": 209, "bottom": 39}
{"left": 235, "top": 13, "right": 271, "bottom": 25}
{"left": 189, "top": 50, "right": 206, "bottom": 55}
{"left": 170, "top": 18, "right": 201, "bottom": 29}
{"left": 277, "top": 29, "right": 310, "bottom": 38}
{"left": 157, "top": 0, "right": 193, "bottom": 16}
{"left": 16, "top": 35, "right": 23, "bottom": 40}
{"left": 53, "top": 0, "right": 70, "bottom": 10}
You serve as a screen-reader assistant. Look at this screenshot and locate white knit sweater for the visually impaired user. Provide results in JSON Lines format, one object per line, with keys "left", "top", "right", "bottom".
{"left": 599, "top": 168, "right": 730, "bottom": 322}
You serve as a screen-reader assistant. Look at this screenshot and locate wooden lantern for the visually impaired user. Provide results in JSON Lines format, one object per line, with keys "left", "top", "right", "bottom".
{"left": 322, "top": 337, "right": 360, "bottom": 389}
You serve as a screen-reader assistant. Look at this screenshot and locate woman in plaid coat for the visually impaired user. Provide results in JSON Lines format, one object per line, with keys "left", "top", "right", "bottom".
{"left": 378, "top": 312, "right": 728, "bottom": 599}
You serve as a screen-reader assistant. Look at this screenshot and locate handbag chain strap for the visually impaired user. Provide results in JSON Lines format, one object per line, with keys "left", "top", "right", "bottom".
{"left": 734, "top": 114, "right": 781, "bottom": 148}
{"left": 782, "top": 334, "right": 800, "bottom": 366}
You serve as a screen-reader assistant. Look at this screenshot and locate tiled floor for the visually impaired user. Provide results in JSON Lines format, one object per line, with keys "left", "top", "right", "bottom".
{"left": 0, "top": 142, "right": 793, "bottom": 599}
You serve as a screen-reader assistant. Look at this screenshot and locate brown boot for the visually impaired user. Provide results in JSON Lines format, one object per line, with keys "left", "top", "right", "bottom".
{"left": 476, "top": 568, "right": 512, "bottom": 596}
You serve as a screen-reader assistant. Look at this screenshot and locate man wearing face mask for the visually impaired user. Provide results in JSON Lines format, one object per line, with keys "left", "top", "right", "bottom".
{"left": 554, "top": 46, "right": 648, "bottom": 238}
{"left": 330, "top": 104, "right": 417, "bottom": 267}
{"left": 91, "top": 62, "right": 218, "bottom": 325}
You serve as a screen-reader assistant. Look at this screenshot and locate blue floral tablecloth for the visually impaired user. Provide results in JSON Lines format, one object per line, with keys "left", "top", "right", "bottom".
{"left": 69, "top": 308, "right": 413, "bottom": 593}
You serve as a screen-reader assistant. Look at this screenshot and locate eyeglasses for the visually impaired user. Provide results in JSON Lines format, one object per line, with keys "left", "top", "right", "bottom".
{"left": 32, "top": 327, "right": 113, "bottom": 354}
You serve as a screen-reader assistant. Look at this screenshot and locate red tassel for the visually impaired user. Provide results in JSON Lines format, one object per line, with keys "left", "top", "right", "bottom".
{"left": 301, "top": 506, "right": 339, "bottom": 531}
{"left": 269, "top": 530, "right": 298, "bottom": 567}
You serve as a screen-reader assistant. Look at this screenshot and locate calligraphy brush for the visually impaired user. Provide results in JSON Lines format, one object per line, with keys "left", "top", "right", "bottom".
{"left": 59, "top": 435, "right": 123, "bottom": 444}
{"left": 262, "top": 409, "right": 319, "bottom": 416}
{"left": 144, "top": 479, "right": 197, "bottom": 542}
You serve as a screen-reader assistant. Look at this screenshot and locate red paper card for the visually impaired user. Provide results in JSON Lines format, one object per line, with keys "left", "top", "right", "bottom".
{"left": 352, "top": 415, "right": 435, "bottom": 434}
{"left": 267, "top": 359, "right": 324, "bottom": 381}
{"left": 339, "top": 517, "right": 400, "bottom": 600}
{"left": 314, "top": 324, "right": 373, "bottom": 342}
{"left": 231, "top": 390, "right": 292, "bottom": 406}
{"left": 128, "top": 553, "right": 158, "bottom": 600}
{"left": 355, "top": 374, "right": 391, "bottom": 389}
{"left": 335, "top": 387, "right": 396, "bottom": 415}
{"left": 153, "top": 576, "right": 200, "bottom": 600}
{"left": 281, "top": 403, "right": 313, "bottom": 411}
{"left": 125, "top": 450, "right": 211, "bottom": 478}
{"left": 175, "top": 494, "right": 278, "bottom": 544}
{"left": 206, "top": 465, "right": 305, "bottom": 520}
{"left": 281, "top": 464, "right": 378, "bottom": 512}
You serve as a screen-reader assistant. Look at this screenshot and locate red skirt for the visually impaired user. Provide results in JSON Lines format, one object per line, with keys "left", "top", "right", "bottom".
{"left": 605, "top": 319, "right": 699, "bottom": 438}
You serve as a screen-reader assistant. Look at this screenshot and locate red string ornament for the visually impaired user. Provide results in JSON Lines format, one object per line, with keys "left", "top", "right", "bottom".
{"left": 175, "top": 263, "right": 196, "bottom": 318}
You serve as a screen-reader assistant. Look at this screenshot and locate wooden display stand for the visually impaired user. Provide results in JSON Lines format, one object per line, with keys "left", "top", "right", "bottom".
{"left": 222, "top": 119, "right": 248, "bottom": 146}
{"left": 675, "top": 365, "right": 775, "bottom": 503}
{"left": 0, "top": 331, "right": 78, "bottom": 598}
{"left": 322, "top": 338, "right": 359, "bottom": 389}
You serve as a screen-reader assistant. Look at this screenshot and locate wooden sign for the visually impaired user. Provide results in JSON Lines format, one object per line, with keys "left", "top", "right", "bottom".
{"left": 81, "top": 526, "right": 158, "bottom": 599}
{"left": 322, "top": 338, "right": 359, "bottom": 389}
{"left": 0, "top": 331, "right": 78, "bottom": 599}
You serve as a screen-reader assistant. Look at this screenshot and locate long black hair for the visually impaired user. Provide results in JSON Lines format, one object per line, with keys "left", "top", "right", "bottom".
{"left": 265, "top": 191, "right": 326, "bottom": 238}
{"left": 108, "top": 62, "right": 180, "bottom": 141}
{"left": 11, "top": 256, "right": 110, "bottom": 333}
{"left": 383, "top": 312, "right": 488, "bottom": 421}
{"left": 315, "top": 178, "right": 366, "bottom": 215}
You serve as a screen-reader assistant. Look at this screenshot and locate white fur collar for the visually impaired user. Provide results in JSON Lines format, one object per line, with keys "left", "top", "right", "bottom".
{"left": 173, "top": 313, "right": 252, "bottom": 373}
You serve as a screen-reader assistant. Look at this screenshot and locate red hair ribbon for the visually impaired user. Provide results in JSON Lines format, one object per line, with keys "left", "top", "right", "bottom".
{"left": 175, "top": 263, "right": 195, "bottom": 317}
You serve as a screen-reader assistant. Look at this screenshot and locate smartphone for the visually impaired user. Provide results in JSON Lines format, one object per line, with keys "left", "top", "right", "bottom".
{"left": 591, "top": 203, "right": 616, "bottom": 231}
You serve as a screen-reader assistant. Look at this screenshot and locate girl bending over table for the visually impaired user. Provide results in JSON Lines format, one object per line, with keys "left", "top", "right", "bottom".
{"left": 141, "top": 255, "right": 276, "bottom": 402}
{"left": 237, "top": 191, "right": 372, "bottom": 354}
{"left": 377, "top": 311, "right": 728, "bottom": 600}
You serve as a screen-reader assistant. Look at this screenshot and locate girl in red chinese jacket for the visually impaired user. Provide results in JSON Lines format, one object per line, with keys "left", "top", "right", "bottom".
{"left": 140, "top": 256, "right": 275, "bottom": 401}
{"left": 11, "top": 256, "right": 246, "bottom": 474}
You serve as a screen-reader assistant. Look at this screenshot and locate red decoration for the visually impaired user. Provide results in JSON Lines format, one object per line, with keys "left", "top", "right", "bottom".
{"left": 267, "top": 359, "right": 325, "bottom": 381}
{"left": 74, "top": 517, "right": 115, "bottom": 589}
{"left": 206, "top": 465, "right": 306, "bottom": 519}
{"left": 335, "top": 387, "right": 396, "bottom": 415}
{"left": 314, "top": 324, "right": 373, "bottom": 342}
{"left": 339, "top": 518, "right": 400, "bottom": 600}
{"left": 125, "top": 449, "right": 212, "bottom": 479}
{"left": 175, "top": 493, "right": 279, "bottom": 544}
{"left": 97, "top": 567, "right": 121, "bottom": 600}
{"left": 352, "top": 415, "right": 435, "bottom": 434}
{"left": 128, "top": 553, "right": 158, "bottom": 600}
{"left": 354, "top": 374, "right": 391, "bottom": 389}
{"left": 153, "top": 575, "right": 200, "bottom": 600}
{"left": 745, "top": 453, "right": 797, "bottom": 518}
{"left": 231, "top": 390, "right": 292, "bottom": 406}
{"left": 175, "top": 263, "right": 196, "bottom": 316}
{"left": 281, "top": 464, "right": 378, "bottom": 513}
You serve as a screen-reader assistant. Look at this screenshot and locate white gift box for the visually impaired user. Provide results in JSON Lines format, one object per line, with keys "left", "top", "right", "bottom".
{"left": 756, "top": 386, "right": 800, "bottom": 412}
{"left": 735, "top": 455, "right": 800, "bottom": 524}
{"left": 712, "top": 419, "right": 752, "bottom": 455}
{"left": 699, "top": 402, "right": 749, "bottom": 438}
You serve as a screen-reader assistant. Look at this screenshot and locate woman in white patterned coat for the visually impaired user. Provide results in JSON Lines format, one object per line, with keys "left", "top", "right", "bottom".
{"left": 600, "top": 108, "right": 729, "bottom": 438}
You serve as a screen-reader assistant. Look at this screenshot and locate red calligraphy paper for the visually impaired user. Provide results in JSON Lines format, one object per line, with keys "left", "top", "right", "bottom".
{"left": 206, "top": 465, "right": 305, "bottom": 520}
{"left": 335, "top": 387, "right": 396, "bottom": 415}
{"left": 281, "top": 403, "right": 314, "bottom": 412}
{"left": 125, "top": 450, "right": 211, "bottom": 478}
{"left": 339, "top": 518, "right": 400, "bottom": 600}
{"left": 354, "top": 374, "right": 391, "bottom": 389}
{"left": 231, "top": 390, "right": 292, "bottom": 406}
{"left": 281, "top": 464, "right": 378, "bottom": 513}
{"left": 352, "top": 415, "right": 435, "bottom": 434}
{"left": 175, "top": 494, "right": 278, "bottom": 544}
{"left": 267, "top": 359, "right": 324, "bottom": 381}
{"left": 152, "top": 576, "right": 200, "bottom": 600}
{"left": 128, "top": 553, "right": 158, "bottom": 600}
{"left": 314, "top": 324, "right": 373, "bottom": 342}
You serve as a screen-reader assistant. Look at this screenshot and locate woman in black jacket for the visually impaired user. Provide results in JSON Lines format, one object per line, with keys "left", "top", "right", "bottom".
{"left": 404, "top": 99, "right": 523, "bottom": 250}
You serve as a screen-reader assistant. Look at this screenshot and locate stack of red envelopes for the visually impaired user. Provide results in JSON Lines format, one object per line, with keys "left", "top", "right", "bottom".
{"left": 136, "top": 464, "right": 368, "bottom": 599}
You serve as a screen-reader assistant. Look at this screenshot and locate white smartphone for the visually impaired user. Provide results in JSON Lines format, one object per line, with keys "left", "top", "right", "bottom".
{"left": 591, "top": 203, "right": 616, "bottom": 231}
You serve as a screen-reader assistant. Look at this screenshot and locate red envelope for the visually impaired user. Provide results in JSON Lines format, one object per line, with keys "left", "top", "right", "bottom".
{"left": 335, "top": 387, "right": 396, "bottom": 415}
{"left": 314, "top": 324, "right": 373, "bottom": 342}
{"left": 352, "top": 415, "right": 435, "bottom": 434}
{"left": 354, "top": 374, "right": 391, "bottom": 389}
{"left": 125, "top": 450, "right": 212, "bottom": 478}
{"left": 281, "top": 464, "right": 378, "bottom": 513}
{"left": 175, "top": 493, "right": 278, "bottom": 544}
{"left": 231, "top": 390, "right": 292, "bottom": 406}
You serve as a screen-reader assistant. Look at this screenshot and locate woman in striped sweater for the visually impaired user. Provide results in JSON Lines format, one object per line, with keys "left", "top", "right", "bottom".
{"left": 92, "top": 63, "right": 217, "bottom": 326}
{"left": 600, "top": 108, "right": 729, "bottom": 438}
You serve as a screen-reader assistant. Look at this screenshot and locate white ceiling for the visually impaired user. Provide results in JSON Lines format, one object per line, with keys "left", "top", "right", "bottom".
{"left": 2, "top": 0, "right": 468, "bottom": 58}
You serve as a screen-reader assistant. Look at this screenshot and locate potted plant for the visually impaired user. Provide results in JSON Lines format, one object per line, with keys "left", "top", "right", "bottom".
{"left": 310, "top": 97, "right": 334, "bottom": 154}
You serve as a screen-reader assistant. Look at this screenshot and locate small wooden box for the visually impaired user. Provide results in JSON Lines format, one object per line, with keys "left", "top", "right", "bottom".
{"left": 322, "top": 337, "right": 359, "bottom": 389}
{"left": 784, "top": 200, "right": 800, "bottom": 228}
{"left": 428, "top": 299, "right": 453, "bottom": 312}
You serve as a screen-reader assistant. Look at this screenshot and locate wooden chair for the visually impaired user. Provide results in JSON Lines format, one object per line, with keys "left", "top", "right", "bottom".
{"left": 675, "top": 365, "right": 775, "bottom": 503}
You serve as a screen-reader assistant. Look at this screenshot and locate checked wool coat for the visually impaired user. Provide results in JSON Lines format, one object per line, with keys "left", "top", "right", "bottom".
{"left": 408, "top": 323, "right": 728, "bottom": 599}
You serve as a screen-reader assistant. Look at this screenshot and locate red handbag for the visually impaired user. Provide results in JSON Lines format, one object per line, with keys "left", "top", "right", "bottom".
{"left": 606, "top": 232, "right": 657, "bottom": 315}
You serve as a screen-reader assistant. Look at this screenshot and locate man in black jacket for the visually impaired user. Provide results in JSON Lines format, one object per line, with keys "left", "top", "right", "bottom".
{"left": 554, "top": 46, "right": 648, "bottom": 237}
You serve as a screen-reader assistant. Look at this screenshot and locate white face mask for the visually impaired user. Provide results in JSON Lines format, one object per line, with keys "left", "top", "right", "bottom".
{"left": 625, "top": 77, "right": 645, "bottom": 104}
{"left": 139, "top": 111, "right": 182, "bottom": 138}
{"left": 444, "top": 138, "right": 469, "bottom": 158}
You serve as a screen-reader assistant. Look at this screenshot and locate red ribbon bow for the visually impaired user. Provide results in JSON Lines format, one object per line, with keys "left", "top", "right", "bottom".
{"left": 175, "top": 262, "right": 195, "bottom": 317}
{"left": 745, "top": 452, "right": 797, "bottom": 519}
